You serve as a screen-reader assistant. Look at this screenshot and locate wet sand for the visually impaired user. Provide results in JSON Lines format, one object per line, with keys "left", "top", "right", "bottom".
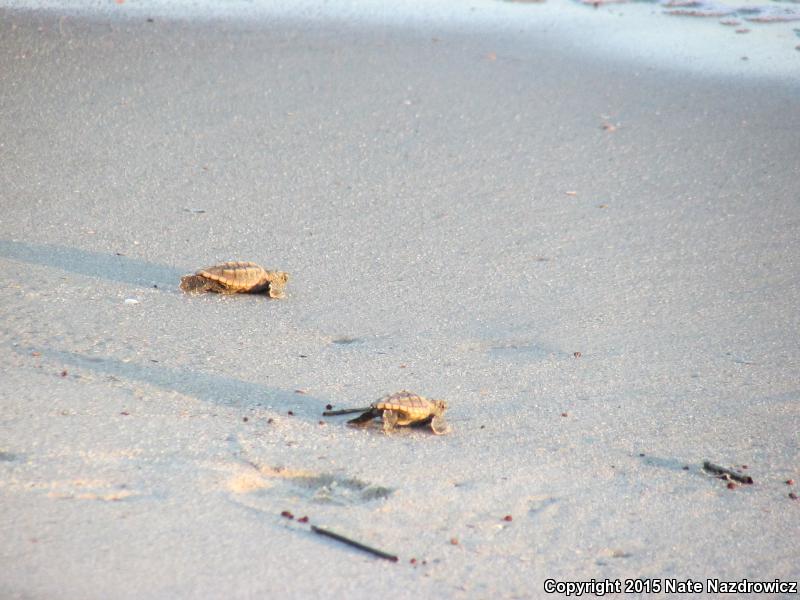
{"left": 1, "top": 3, "right": 799, "bottom": 598}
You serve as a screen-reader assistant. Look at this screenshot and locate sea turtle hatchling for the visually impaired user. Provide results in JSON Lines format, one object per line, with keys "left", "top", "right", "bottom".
{"left": 180, "top": 261, "right": 289, "bottom": 298}
{"left": 323, "top": 391, "right": 449, "bottom": 435}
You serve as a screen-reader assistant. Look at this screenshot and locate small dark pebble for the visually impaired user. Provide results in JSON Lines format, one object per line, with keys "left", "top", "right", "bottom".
{"left": 280, "top": 511, "right": 294, "bottom": 519}
{"left": 786, "top": 479, "right": 795, "bottom": 485}
{"left": 450, "top": 538, "right": 459, "bottom": 545}
{"left": 299, "top": 355, "right": 308, "bottom": 358}
{"left": 727, "top": 482, "right": 737, "bottom": 490}
{"left": 120, "top": 411, "right": 130, "bottom": 416}
{"left": 639, "top": 453, "right": 645, "bottom": 457}
{"left": 60, "top": 370, "right": 68, "bottom": 377}
{"left": 682, "top": 466, "right": 690, "bottom": 470}
{"left": 503, "top": 515, "right": 513, "bottom": 522}
{"left": 410, "top": 558, "right": 417, "bottom": 565}
{"left": 790, "top": 492, "right": 799, "bottom": 500}
{"left": 480, "top": 425, "right": 485, "bottom": 429}
{"left": 146, "top": 17, "right": 154, "bottom": 22}
{"left": 318, "top": 421, "right": 325, "bottom": 426}
{"left": 297, "top": 516, "right": 309, "bottom": 523}
{"left": 325, "top": 404, "right": 333, "bottom": 410}
{"left": 287, "top": 411, "right": 294, "bottom": 416}
{"left": 573, "top": 351, "right": 582, "bottom": 358}
{"left": 267, "top": 418, "right": 274, "bottom": 424}
{"left": 243, "top": 417, "right": 249, "bottom": 422}
{"left": 152, "top": 284, "right": 158, "bottom": 289}
{"left": 741, "top": 465, "right": 748, "bottom": 469}
{"left": 561, "top": 412, "right": 569, "bottom": 417}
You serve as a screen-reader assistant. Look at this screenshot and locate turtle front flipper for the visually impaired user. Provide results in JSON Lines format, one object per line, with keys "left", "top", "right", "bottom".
{"left": 430, "top": 415, "right": 449, "bottom": 435}
{"left": 267, "top": 271, "right": 289, "bottom": 299}
{"left": 347, "top": 408, "right": 380, "bottom": 427}
{"left": 382, "top": 410, "right": 399, "bottom": 433}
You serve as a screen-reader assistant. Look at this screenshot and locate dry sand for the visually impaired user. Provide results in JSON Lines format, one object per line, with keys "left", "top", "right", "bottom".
{"left": 1, "top": 2, "right": 799, "bottom": 598}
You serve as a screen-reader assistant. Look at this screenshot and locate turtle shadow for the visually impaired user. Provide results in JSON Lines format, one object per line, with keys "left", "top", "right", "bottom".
{"left": 0, "top": 238, "right": 182, "bottom": 290}
{"left": 26, "top": 347, "right": 327, "bottom": 417}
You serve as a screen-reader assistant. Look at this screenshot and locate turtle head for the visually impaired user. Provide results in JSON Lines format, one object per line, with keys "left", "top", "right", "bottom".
{"left": 434, "top": 399, "right": 447, "bottom": 414}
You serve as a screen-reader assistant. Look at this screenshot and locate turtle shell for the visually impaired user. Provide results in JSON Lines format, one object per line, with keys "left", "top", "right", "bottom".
{"left": 181, "top": 261, "right": 288, "bottom": 296}
{"left": 197, "top": 261, "right": 270, "bottom": 290}
{"left": 374, "top": 391, "right": 438, "bottom": 424}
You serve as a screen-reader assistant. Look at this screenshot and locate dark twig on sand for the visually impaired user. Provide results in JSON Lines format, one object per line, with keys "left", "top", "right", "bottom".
{"left": 322, "top": 408, "right": 369, "bottom": 416}
{"left": 311, "top": 525, "right": 398, "bottom": 562}
{"left": 703, "top": 461, "right": 754, "bottom": 484}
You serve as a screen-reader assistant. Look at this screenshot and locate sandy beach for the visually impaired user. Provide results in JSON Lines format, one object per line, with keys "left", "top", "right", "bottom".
{"left": 1, "top": 2, "right": 799, "bottom": 598}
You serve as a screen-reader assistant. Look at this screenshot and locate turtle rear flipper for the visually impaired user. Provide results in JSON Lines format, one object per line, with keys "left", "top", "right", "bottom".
{"left": 181, "top": 275, "right": 230, "bottom": 294}
{"left": 347, "top": 409, "right": 380, "bottom": 427}
{"left": 430, "top": 415, "right": 449, "bottom": 435}
{"left": 180, "top": 275, "right": 212, "bottom": 293}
